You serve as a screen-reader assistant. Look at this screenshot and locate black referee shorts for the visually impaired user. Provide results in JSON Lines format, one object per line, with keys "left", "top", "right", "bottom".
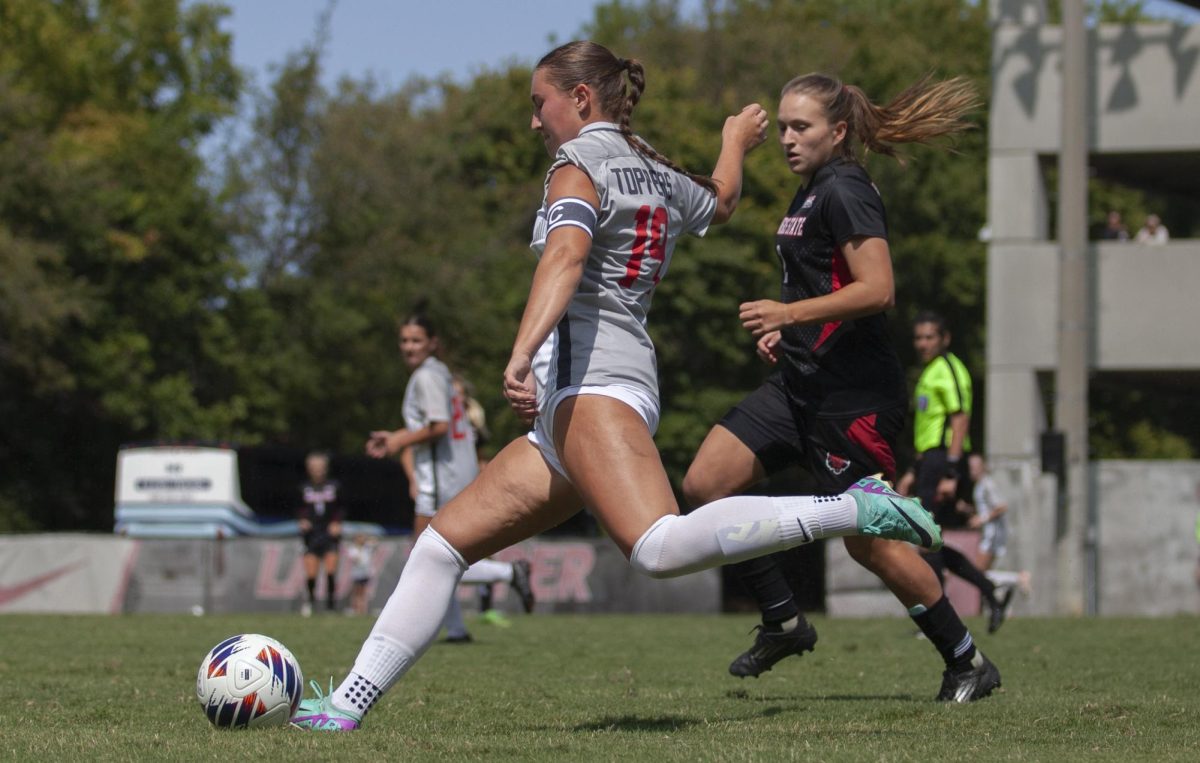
{"left": 719, "top": 374, "right": 905, "bottom": 494}
{"left": 913, "top": 448, "right": 973, "bottom": 528}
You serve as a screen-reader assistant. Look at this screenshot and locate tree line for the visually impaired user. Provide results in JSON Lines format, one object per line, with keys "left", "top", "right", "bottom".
{"left": 1, "top": 0, "right": 1187, "bottom": 532}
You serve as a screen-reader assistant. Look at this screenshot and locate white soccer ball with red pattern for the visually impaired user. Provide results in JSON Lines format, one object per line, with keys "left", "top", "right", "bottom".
{"left": 196, "top": 634, "right": 304, "bottom": 729}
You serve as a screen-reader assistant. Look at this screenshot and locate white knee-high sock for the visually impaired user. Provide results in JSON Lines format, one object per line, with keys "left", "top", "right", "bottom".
{"left": 460, "top": 558, "right": 514, "bottom": 584}
{"left": 985, "top": 569, "right": 1029, "bottom": 590}
{"left": 332, "top": 527, "right": 466, "bottom": 716}
{"left": 629, "top": 494, "right": 856, "bottom": 579}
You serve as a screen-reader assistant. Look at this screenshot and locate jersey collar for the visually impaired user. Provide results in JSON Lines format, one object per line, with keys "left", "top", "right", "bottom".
{"left": 811, "top": 156, "right": 852, "bottom": 185}
{"left": 579, "top": 121, "right": 621, "bottom": 136}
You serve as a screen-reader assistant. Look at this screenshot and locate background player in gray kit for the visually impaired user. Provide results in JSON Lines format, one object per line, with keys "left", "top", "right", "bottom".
{"left": 966, "top": 452, "right": 1029, "bottom": 597}
{"left": 365, "top": 313, "right": 535, "bottom": 643}
{"left": 293, "top": 40, "right": 941, "bottom": 732}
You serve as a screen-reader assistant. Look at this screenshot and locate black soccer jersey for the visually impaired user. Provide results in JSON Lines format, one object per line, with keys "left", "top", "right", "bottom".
{"left": 298, "top": 479, "right": 343, "bottom": 535}
{"left": 773, "top": 158, "right": 905, "bottom": 406}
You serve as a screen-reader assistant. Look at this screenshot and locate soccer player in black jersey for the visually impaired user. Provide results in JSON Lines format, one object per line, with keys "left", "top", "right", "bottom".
{"left": 298, "top": 450, "right": 343, "bottom": 616}
{"left": 683, "top": 72, "right": 1002, "bottom": 702}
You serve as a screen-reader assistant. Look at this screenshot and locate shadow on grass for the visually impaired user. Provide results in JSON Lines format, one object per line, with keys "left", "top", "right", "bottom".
{"left": 568, "top": 703, "right": 804, "bottom": 733}
{"left": 725, "top": 689, "right": 919, "bottom": 702}
{"left": 570, "top": 715, "right": 704, "bottom": 733}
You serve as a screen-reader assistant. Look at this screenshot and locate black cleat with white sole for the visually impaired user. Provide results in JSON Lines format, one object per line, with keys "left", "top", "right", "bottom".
{"left": 729, "top": 621, "right": 819, "bottom": 678}
{"left": 936, "top": 651, "right": 1001, "bottom": 702}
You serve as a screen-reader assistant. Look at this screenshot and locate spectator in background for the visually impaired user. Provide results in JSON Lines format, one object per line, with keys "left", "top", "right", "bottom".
{"left": 1100, "top": 210, "right": 1129, "bottom": 241}
{"left": 298, "top": 450, "right": 343, "bottom": 617}
{"left": 453, "top": 374, "right": 492, "bottom": 471}
{"left": 966, "top": 453, "right": 1032, "bottom": 598}
{"left": 452, "top": 374, "right": 511, "bottom": 628}
{"left": 347, "top": 533, "right": 378, "bottom": 616}
{"left": 966, "top": 453, "right": 1007, "bottom": 571}
{"left": 1135, "top": 213, "right": 1169, "bottom": 244}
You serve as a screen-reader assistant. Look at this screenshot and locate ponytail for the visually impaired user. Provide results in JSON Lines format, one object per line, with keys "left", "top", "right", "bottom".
{"left": 537, "top": 41, "right": 718, "bottom": 194}
{"left": 782, "top": 72, "right": 980, "bottom": 163}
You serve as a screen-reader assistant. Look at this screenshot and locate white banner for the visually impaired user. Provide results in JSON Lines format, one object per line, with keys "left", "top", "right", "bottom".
{"left": 0, "top": 534, "right": 139, "bottom": 613}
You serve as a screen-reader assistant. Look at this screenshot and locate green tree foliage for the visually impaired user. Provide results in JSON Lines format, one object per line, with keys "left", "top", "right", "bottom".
{"left": 0, "top": 0, "right": 254, "bottom": 530}
{"left": 6, "top": 0, "right": 1185, "bottom": 531}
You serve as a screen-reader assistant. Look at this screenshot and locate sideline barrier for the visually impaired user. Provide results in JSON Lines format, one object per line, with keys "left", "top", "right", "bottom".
{"left": 0, "top": 535, "right": 719, "bottom": 615}
{"left": 827, "top": 530, "right": 983, "bottom": 617}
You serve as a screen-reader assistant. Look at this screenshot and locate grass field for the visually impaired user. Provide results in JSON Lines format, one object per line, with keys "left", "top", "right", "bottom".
{"left": 3, "top": 612, "right": 1199, "bottom": 761}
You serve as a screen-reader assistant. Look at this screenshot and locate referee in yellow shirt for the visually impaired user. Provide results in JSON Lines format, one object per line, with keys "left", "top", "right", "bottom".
{"left": 901, "top": 311, "right": 1012, "bottom": 633}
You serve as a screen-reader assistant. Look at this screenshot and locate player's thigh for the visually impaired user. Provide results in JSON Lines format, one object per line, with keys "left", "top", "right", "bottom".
{"left": 553, "top": 395, "right": 678, "bottom": 557}
{"left": 685, "top": 378, "right": 800, "bottom": 507}
{"left": 430, "top": 436, "right": 581, "bottom": 563}
{"left": 302, "top": 552, "right": 319, "bottom": 576}
{"left": 682, "top": 424, "right": 766, "bottom": 507}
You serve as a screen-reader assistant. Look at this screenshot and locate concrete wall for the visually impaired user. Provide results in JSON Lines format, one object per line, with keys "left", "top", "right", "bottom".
{"left": 984, "top": 460, "right": 1200, "bottom": 617}
{"left": 986, "top": 5, "right": 1200, "bottom": 615}
{"left": 825, "top": 461, "right": 1200, "bottom": 618}
{"left": 1095, "top": 461, "right": 1200, "bottom": 615}
{"left": 991, "top": 24, "right": 1200, "bottom": 153}
{"left": 987, "top": 241, "right": 1200, "bottom": 375}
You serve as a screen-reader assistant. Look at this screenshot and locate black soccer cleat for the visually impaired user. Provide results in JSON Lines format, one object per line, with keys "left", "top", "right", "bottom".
{"left": 511, "top": 559, "right": 536, "bottom": 614}
{"left": 728, "top": 621, "right": 819, "bottom": 678}
{"left": 936, "top": 651, "right": 1002, "bottom": 702}
{"left": 987, "top": 587, "right": 1015, "bottom": 634}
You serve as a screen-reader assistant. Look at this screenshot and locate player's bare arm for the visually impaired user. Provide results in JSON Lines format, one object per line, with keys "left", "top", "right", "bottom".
{"left": 504, "top": 163, "right": 596, "bottom": 419}
{"left": 711, "top": 103, "right": 769, "bottom": 224}
{"left": 739, "top": 235, "right": 894, "bottom": 336}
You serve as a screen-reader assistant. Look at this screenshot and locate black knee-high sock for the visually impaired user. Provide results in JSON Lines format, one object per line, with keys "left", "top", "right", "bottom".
{"left": 912, "top": 596, "right": 976, "bottom": 670}
{"left": 940, "top": 546, "right": 996, "bottom": 603}
{"left": 479, "top": 584, "right": 494, "bottom": 611}
{"left": 733, "top": 554, "right": 803, "bottom": 629}
{"left": 326, "top": 573, "right": 336, "bottom": 608}
{"left": 306, "top": 577, "right": 316, "bottom": 604}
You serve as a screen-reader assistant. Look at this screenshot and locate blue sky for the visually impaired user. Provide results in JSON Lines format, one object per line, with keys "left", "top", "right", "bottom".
{"left": 214, "top": 0, "right": 1200, "bottom": 91}
{"left": 216, "top": 0, "right": 702, "bottom": 90}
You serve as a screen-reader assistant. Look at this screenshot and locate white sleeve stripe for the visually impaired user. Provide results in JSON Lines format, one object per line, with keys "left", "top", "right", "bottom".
{"left": 546, "top": 197, "right": 598, "bottom": 237}
{"left": 546, "top": 220, "right": 594, "bottom": 235}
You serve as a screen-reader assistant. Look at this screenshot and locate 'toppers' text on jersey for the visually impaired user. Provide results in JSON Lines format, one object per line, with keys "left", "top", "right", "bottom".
{"left": 530, "top": 123, "right": 717, "bottom": 406}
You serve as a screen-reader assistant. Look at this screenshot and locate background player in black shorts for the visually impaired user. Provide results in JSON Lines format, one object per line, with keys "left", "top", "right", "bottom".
{"left": 298, "top": 450, "right": 343, "bottom": 616}
{"left": 683, "top": 71, "right": 1001, "bottom": 701}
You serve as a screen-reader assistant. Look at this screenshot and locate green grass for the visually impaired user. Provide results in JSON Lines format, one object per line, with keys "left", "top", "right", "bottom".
{"left": 2, "top": 613, "right": 1199, "bottom": 761}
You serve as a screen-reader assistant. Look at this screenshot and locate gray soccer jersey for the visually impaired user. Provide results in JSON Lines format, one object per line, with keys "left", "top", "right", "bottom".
{"left": 402, "top": 356, "right": 478, "bottom": 510}
{"left": 529, "top": 122, "right": 717, "bottom": 406}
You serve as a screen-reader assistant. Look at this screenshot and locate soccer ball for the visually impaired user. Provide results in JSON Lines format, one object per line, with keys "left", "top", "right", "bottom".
{"left": 196, "top": 634, "right": 304, "bottom": 729}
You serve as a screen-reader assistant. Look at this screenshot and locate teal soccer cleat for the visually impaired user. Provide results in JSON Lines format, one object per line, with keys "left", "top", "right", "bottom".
{"left": 291, "top": 679, "right": 362, "bottom": 732}
{"left": 847, "top": 477, "right": 943, "bottom": 550}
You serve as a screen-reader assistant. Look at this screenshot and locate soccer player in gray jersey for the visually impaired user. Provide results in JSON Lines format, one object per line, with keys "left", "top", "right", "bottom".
{"left": 364, "top": 314, "right": 535, "bottom": 642}
{"left": 294, "top": 41, "right": 943, "bottom": 732}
